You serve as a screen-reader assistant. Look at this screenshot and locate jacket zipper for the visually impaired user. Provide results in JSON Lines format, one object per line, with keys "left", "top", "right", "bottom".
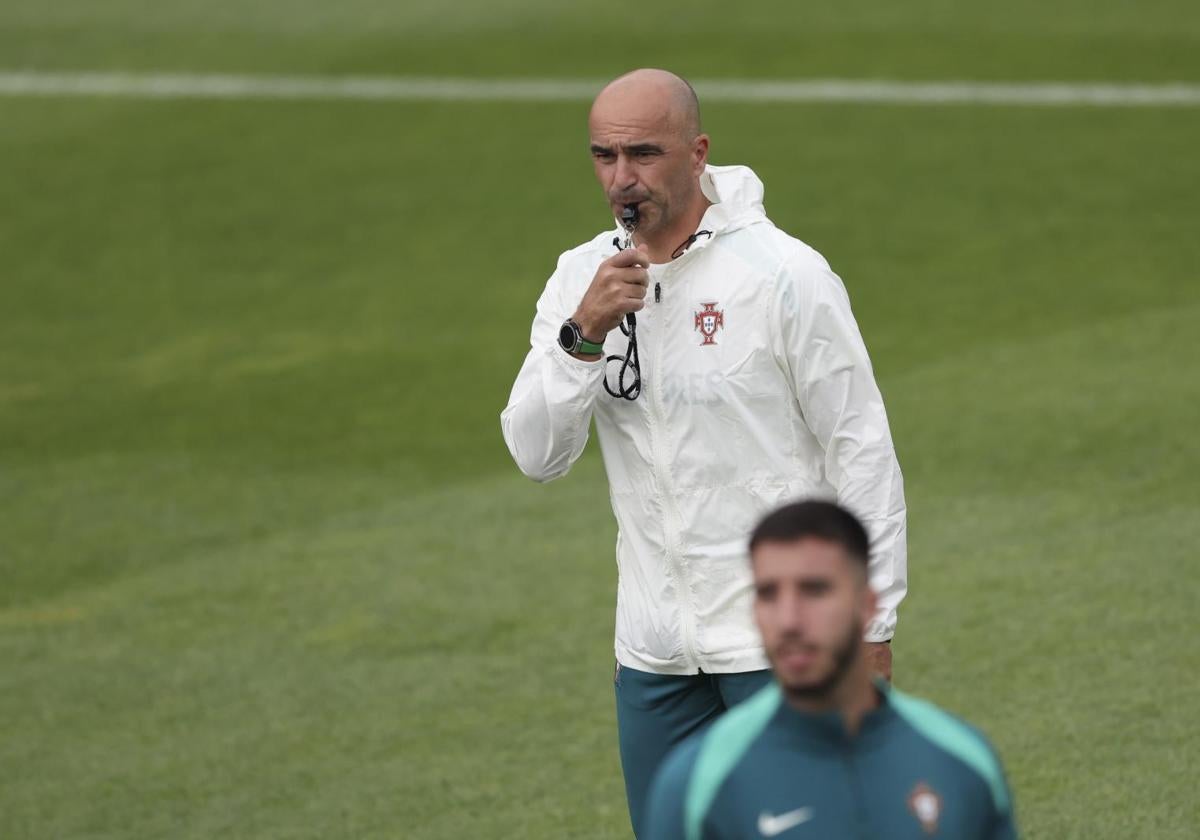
{"left": 841, "top": 737, "right": 872, "bottom": 840}
{"left": 646, "top": 265, "right": 701, "bottom": 669}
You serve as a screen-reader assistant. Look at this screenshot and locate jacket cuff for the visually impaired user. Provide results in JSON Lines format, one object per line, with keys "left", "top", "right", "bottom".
{"left": 864, "top": 616, "right": 895, "bottom": 643}
{"left": 549, "top": 341, "right": 606, "bottom": 373}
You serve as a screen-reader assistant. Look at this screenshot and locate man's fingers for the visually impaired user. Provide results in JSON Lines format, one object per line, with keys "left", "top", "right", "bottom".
{"left": 609, "top": 248, "right": 651, "bottom": 269}
{"left": 583, "top": 256, "right": 649, "bottom": 330}
{"left": 618, "top": 269, "right": 649, "bottom": 288}
{"left": 599, "top": 265, "right": 647, "bottom": 289}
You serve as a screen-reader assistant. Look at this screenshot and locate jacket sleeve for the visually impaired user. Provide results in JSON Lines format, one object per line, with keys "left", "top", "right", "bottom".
{"left": 500, "top": 254, "right": 607, "bottom": 482}
{"left": 988, "top": 749, "right": 1019, "bottom": 839}
{"left": 990, "top": 800, "right": 1019, "bottom": 840}
{"left": 773, "top": 250, "right": 908, "bottom": 641}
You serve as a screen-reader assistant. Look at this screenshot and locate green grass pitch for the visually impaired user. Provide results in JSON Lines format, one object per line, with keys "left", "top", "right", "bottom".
{"left": 1, "top": 2, "right": 1198, "bottom": 837}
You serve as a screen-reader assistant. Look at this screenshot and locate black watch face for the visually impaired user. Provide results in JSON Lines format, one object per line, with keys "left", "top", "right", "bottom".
{"left": 558, "top": 322, "right": 576, "bottom": 352}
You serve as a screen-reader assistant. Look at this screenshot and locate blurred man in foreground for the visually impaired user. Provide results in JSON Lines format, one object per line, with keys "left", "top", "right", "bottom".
{"left": 645, "top": 501, "right": 1017, "bottom": 840}
{"left": 501, "top": 68, "right": 906, "bottom": 836}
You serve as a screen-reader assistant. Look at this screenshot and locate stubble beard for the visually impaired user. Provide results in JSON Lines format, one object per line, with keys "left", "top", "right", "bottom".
{"left": 775, "top": 613, "right": 863, "bottom": 705}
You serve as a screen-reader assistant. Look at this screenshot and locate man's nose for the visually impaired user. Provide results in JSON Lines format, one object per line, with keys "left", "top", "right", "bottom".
{"left": 775, "top": 594, "right": 807, "bottom": 635}
{"left": 614, "top": 154, "right": 638, "bottom": 191}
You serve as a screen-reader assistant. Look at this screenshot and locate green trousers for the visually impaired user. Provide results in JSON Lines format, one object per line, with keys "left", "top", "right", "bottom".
{"left": 614, "top": 663, "right": 772, "bottom": 839}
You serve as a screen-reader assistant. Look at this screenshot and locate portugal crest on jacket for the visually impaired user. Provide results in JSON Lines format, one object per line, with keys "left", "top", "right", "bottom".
{"left": 907, "top": 782, "right": 942, "bottom": 835}
{"left": 694, "top": 302, "right": 724, "bottom": 346}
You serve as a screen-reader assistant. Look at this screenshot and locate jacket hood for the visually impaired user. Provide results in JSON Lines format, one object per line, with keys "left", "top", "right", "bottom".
{"left": 697, "top": 163, "right": 769, "bottom": 235}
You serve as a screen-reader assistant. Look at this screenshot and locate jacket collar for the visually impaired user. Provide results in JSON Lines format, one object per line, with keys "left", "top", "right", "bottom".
{"left": 697, "top": 163, "right": 768, "bottom": 236}
{"left": 771, "top": 678, "right": 899, "bottom": 750}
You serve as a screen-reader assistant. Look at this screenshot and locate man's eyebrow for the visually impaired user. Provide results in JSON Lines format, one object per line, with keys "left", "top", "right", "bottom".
{"left": 589, "top": 142, "right": 666, "bottom": 155}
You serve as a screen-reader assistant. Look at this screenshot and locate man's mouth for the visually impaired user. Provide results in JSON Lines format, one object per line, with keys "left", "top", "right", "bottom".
{"left": 776, "top": 644, "right": 819, "bottom": 671}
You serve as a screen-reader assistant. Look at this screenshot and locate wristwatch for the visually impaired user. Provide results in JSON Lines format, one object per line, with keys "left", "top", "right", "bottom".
{"left": 558, "top": 319, "right": 606, "bottom": 356}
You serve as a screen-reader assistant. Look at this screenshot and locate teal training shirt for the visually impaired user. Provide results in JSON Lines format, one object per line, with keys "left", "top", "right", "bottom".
{"left": 645, "top": 681, "right": 1017, "bottom": 840}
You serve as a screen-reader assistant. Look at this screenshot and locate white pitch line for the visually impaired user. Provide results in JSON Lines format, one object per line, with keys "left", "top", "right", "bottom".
{"left": 1, "top": 71, "right": 1199, "bottom": 107}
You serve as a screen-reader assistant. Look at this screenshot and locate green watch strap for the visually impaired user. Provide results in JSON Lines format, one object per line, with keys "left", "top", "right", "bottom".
{"left": 577, "top": 336, "right": 605, "bottom": 355}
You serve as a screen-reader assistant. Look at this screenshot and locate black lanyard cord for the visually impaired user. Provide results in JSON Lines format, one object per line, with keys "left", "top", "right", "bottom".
{"left": 603, "top": 313, "right": 642, "bottom": 400}
{"left": 605, "top": 233, "right": 643, "bottom": 400}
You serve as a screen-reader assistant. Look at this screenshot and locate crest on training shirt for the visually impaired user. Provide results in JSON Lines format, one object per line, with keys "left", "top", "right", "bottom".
{"left": 907, "top": 782, "right": 943, "bottom": 835}
{"left": 694, "top": 302, "right": 724, "bottom": 346}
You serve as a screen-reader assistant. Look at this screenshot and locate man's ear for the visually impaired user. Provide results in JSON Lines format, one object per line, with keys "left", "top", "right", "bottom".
{"left": 693, "top": 134, "right": 710, "bottom": 174}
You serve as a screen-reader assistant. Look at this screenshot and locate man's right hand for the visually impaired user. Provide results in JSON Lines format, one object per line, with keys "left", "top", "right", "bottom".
{"left": 572, "top": 245, "right": 651, "bottom": 343}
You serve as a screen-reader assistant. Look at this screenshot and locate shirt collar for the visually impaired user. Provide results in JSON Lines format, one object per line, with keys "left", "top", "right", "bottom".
{"left": 772, "top": 679, "right": 899, "bottom": 749}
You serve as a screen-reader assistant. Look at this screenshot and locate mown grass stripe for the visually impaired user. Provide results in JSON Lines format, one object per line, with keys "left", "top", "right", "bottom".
{"left": 1, "top": 72, "right": 1199, "bottom": 107}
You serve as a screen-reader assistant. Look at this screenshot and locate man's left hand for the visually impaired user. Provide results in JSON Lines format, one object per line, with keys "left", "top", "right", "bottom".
{"left": 865, "top": 642, "right": 892, "bottom": 682}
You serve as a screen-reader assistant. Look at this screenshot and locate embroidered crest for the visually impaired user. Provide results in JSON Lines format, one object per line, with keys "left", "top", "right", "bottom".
{"left": 907, "top": 782, "right": 943, "bottom": 835}
{"left": 694, "top": 302, "right": 724, "bottom": 346}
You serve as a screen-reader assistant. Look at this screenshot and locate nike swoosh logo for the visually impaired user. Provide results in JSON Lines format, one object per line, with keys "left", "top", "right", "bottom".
{"left": 758, "top": 807, "right": 814, "bottom": 836}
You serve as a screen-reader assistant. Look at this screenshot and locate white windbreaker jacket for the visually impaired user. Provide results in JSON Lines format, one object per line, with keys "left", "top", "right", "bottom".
{"left": 501, "top": 164, "right": 907, "bottom": 675}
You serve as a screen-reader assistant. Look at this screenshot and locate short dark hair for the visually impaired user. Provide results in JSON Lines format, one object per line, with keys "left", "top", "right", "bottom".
{"left": 749, "top": 500, "right": 870, "bottom": 568}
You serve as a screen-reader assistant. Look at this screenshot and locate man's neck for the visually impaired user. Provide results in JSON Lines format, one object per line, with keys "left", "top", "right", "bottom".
{"left": 783, "top": 661, "right": 880, "bottom": 736}
{"left": 635, "top": 189, "right": 712, "bottom": 264}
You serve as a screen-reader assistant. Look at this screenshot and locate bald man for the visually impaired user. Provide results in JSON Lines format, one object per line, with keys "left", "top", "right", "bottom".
{"left": 501, "top": 69, "right": 907, "bottom": 838}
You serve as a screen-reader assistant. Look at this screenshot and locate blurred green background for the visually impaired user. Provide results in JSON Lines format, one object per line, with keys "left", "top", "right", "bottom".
{"left": 2, "top": 2, "right": 1198, "bottom": 837}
